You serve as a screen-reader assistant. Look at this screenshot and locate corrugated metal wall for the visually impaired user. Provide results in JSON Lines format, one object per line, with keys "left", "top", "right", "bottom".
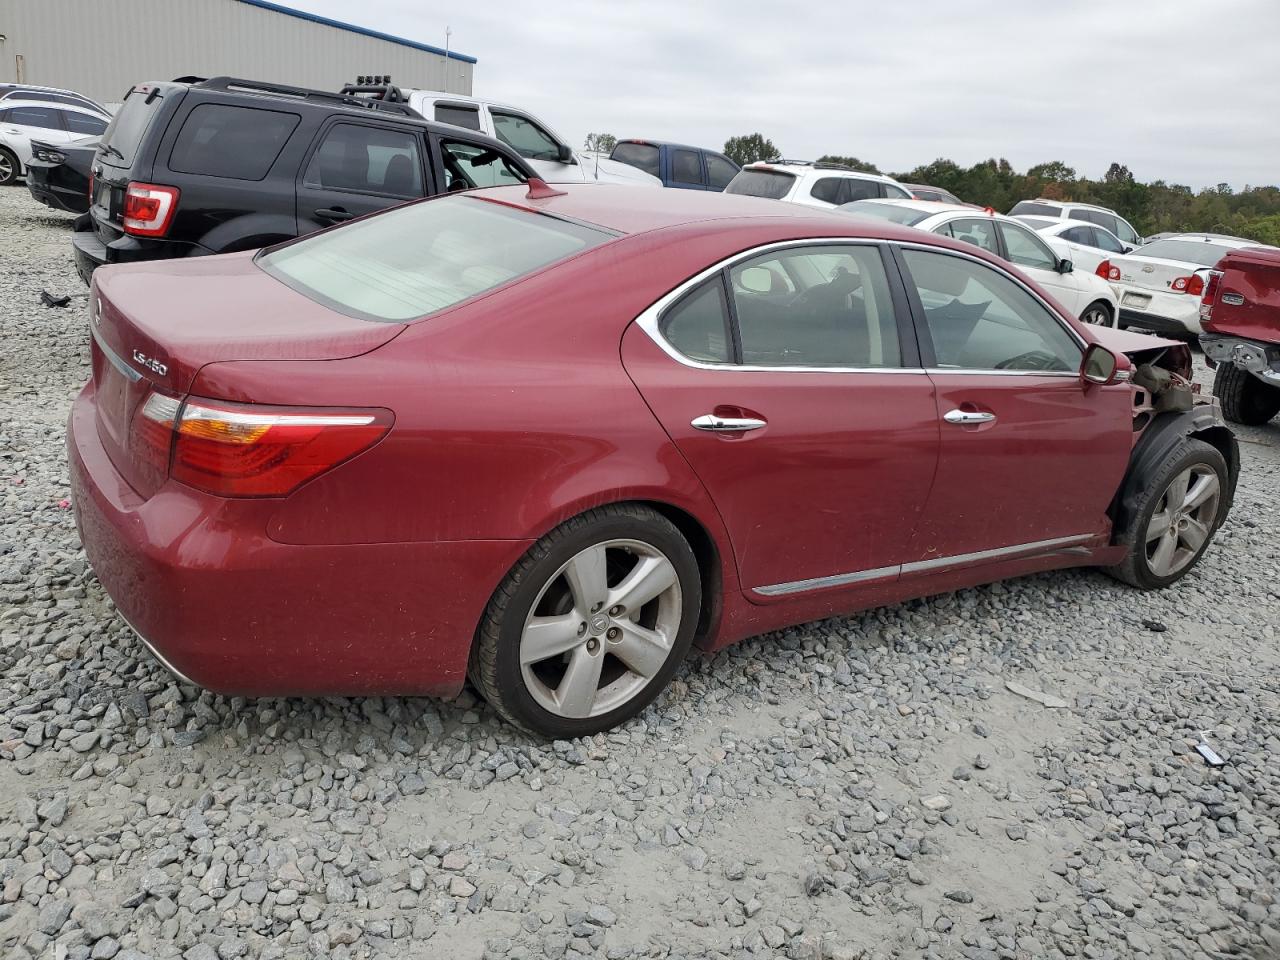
{"left": 0, "top": 0, "right": 475, "bottom": 106}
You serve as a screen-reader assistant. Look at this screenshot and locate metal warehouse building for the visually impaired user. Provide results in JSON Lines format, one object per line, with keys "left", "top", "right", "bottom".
{"left": 0, "top": 0, "right": 475, "bottom": 106}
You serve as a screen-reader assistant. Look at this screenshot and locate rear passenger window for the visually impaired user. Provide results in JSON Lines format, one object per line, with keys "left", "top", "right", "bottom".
{"left": 611, "top": 142, "right": 660, "bottom": 178}
{"left": 672, "top": 149, "right": 703, "bottom": 184}
{"left": 304, "top": 124, "right": 423, "bottom": 197}
{"left": 63, "top": 112, "right": 107, "bottom": 135}
{"left": 434, "top": 103, "right": 481, "bottom": 130}
{"left": 729, "top": 245, "right": 900, "bottom": 368}
{"left": 1060, "top": 226, "right": 1092, "bottom": 244}
{"left": 660, "top": 279, "right": 732, "bottom": 364}
{"left": 842, "top": 179, "right": 880, "bottom": 203}
{"left": 169, "top": 104, "right": 299, "bottom": 180}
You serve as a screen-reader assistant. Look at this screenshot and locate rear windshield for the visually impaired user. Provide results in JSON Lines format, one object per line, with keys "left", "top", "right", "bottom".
{"left": 1008, "top": 201, "right": 1061, "bottom": 217}
{"left": 1130, "top": 239, "right": 1237, "bottom": 267}
{"left": 100, "top": 87, "right": 165, "bottom": 166}
{"left": 724, "top": 169, "right": 794, "bottom": 200}
{"left": 1014, "top": 216, "right": 1057, "bottom": 230}
{"left": 837, "top": 200, "right": 931, "bottom": 226}
{"left": 257, "top": 195, "right": 613, "bottom": 322}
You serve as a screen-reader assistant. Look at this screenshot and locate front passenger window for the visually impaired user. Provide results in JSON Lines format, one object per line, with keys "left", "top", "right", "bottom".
{"left": 996, "top": 222, "right": 1058, "bottom": 270}
{"left": 440, "top": 140, "right": 526, "bottom": 189}
{"left": 901, "top": 249, "right": 1082, "bottom": 372}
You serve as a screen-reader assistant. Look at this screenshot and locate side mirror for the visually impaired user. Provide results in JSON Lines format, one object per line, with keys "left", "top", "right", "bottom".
{"left": 1056, "top": 257, "right": 1074, "bottom": 274}
{"left": 556, "top": 144, "right": 574, "bottom": 164}
{"left": 1081, "top": 343, "right": 1119, "bottom": 385}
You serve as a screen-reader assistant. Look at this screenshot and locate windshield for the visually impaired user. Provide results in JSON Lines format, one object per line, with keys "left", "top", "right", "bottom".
{"left": 724, "top": 169, "right": 794, "bottom": 200}
{"left": 1130, "top": 239, "right": 1241, "bottom": 267}
{"left": 837, "top": 201, "right": 931, "bottom": 226}
{"left": 257, "top": 195, "right": 613, "bottom": 322}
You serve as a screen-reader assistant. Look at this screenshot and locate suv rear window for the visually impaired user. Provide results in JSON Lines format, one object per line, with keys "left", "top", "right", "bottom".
{"left": 611, "top": 142, "right": 660, "bottom": 178}
{"left": 1008, "top": 201, "right": 1062, "bottom": 218}
{"left": 257, "top": 195, "right": 613, "bottom": 322}
{"left": 100, "top": 87, "right": 166, "bottom": 166}
{"left": 169, "top": 103, "right": 299, "bottom": 180}
{"left": 724, "top": 170, "right": 794, "bottom": 200}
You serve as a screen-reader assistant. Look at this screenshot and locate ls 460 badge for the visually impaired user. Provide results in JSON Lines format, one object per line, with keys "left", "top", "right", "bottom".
{"left": 132, "top": 350, "right": 168, "bottom": 377}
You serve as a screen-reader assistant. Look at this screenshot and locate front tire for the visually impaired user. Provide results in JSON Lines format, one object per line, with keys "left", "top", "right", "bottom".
{"left": 469, "top": 504, "right": 701, "bottom": 738}
{"left": 1080, "top": 300, "right": 1114, "bottom": 327}
{"left": 0, "top": 147, "right": 19, "bottom": 187}
{"left": 1214, "top": 363, "right": 1280, "bottom": 425}
{"left": 1105, "top": 437, "right": 1228, "bottom": 589}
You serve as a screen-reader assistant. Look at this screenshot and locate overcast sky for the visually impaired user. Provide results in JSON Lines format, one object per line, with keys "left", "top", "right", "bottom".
{"left": 294, "top": 0, "right": 1278, "bottom": 191}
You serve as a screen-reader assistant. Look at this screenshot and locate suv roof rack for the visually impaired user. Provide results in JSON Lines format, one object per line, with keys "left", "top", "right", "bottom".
{"left": 339, "top": 79, "right": 409, "bottom": 104}
{"left": 759, "top": 159, "right": 862, "bottom": 173}
{"left": 190, "top": 76, "right": 419, "bottom": 117}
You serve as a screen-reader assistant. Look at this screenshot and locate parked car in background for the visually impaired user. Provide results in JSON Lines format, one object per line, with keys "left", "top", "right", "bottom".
{"left": 0, "top": 100, "right": 109, "bottom": 186}
{"left": 369, "top": 85, "right": 659, "bottom": 186}
{"left": 25, "top": 135, "right": 97, "bottom": 213}
{"left": 1016, "top": 216, "right": 1129, "bottom": 275}
{"left": 71, "top": 76, "right": 534, "bottom": 284}
{"left": 845, "top": 199, "right": 1118, "bottom": 325}
{"left": 605, "top": 139, "right": 739, "bottom": 191}
{"left": 904, "top": 183, "right": 964, "bottom": 204}
{"left": 0, "top": 83, "right": 110, "bottom": 116}
{"left": 1098, "top": 234, "right": 1273, "bottom": 336}
{"left": 1198, "top": 246, "right": 1280, "bottom": 424}
{"left": 724, "top": 160, "right": 912, "bottom": 208}
{"left": 1008, "top": 199, "right": 1143, "bottom": 251}
{"left": 68, "top": 184, "right": 1236, "bottom": 737}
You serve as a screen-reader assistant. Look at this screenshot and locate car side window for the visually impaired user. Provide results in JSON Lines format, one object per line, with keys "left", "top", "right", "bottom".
{"left": 1093, "top": 212, "right": 1121, "bottom": 236}
{"left": 705, "top": 154, "right": 737, "bottom": 190}
{"left": 7, "top": 106, "right": 62, "bottom": 130}
{"left": 1113, "top": 219, "right": 1140, "bottom": 245}
{"left": 901, "top": 249, "right": 1081, "bottom": 373}
{"left": 1060, "top": 226, "right": 1092, "bottom": 245}
{"left": 439, "top": 139, "right": 526, "bottom": 190}
{"left": 672, "top": 149, "right": 703, "bottom": 185}
{"left": 170, "top": 104, "right": 299, "bottom": 181}
{"left": 882, "top": 183, "right": 912, "bottom": 199}
{"left": 611, "top": 142, "right": 660, "bottom": 177}
{"left": 1092, "top": 227, "right": 1125, "bottom": 253}
{"left": 433, "top": 103, "right": 481, "bottom": 131}
{"left": 841, "top": 178, "right": 880, "bottom": 203}
{"left": 997, "top": 222, "right": 1058, "bottom": 270}
{"left": 304, "top": 124, "right": 423, "bottom": 197}
{"left": 659, "top": 278, "right": 733, "bottom": 364}
{"left": 809, "top": 177, "right": 843, "bottom": 204}
{"left": 490, "top": 111, "right": 562, "bottom": 161}
{"left": 729, "top": 245, "right": 901, "bottom": 368}
{"left": 940, "top": 218, "right": 999, "bottom": 255}
{"left": 62, "top": 111, "right": 108, "bottom": 135}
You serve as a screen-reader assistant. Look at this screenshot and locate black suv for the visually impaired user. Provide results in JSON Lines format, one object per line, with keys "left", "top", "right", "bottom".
{"left": 72, "top": 77, "right": 533, "bottom": 284}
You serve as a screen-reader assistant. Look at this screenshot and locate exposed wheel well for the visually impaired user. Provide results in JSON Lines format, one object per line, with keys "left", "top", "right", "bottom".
{"left": 1083, "top": 299, "right": 1114, "bottom": 323}
{"left": 632, "top": 500, "right": 724, "bottom": 645}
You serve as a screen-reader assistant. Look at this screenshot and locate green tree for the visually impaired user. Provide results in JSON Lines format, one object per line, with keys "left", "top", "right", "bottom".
{"left": 583, "top": 133, "right": 617, "bottom": 154}
{"left": 723, "top": 133, "right": 780, "bottom": 167}
{"left": 1028, "top": 161, "right": 1076, "bottom": 183}
{"left": 817, "top": 154, "right": 879, "bottom": 173}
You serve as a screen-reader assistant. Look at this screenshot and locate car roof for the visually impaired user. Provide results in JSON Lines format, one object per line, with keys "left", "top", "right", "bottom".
{"left": 467, "top": 182, "right": 931, "bottom": 239}
{"left": 742, "top": 162, "right": 900, "bottom": 184}
{"left": 1, "top": 98, "right": 106, "bottom": 117}
{"left": 615, "top": 139, "right": 721, "bottom": 153}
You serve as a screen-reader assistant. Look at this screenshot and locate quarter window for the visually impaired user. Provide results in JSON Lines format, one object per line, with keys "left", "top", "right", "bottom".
{"left": 660, "top": 279, "right": 732, "bottom": 364}
{"left": 938, "top": 218, "right": 999, "bottom": 255}
{"left": 997, "top": 222, "right": 1058, "bottom": 270}
{"left": 729, "top": 245, "right": 900, "bottom": 368}
{"left": 491, "top": 111, "right": 562, "bottom": 162}
{"left": 170, "top": 104, "right": 299, "bottom": 181}
{"left": 672, "top": 149, "right": 703, "bottom": 185}
{"left": 901, "top": 249, "right": 1081, "bottom": 372}
{"left": 304, "top": 124, "right": 423, "bottom": 197}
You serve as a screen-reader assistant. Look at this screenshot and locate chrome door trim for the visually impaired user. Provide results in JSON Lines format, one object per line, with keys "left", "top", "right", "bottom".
{"left": 926, "top": 368, "right": 1080, "bottom": 378}
{"left": 691, "top": 414, "right": 767, "bottom": 432}
{"left": 91, "top": 326, "right": 143, "bottom": 383}
{"left": 943, "top": 409, "right": 997, "bottom": 425}
{"left": 750, "top": 533, "right": 1094, "bottom": 598}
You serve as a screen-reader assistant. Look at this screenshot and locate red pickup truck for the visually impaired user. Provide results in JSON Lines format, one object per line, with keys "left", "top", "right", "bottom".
{"left": 1199, "top": 246, "right": 1280, "bottom": 424}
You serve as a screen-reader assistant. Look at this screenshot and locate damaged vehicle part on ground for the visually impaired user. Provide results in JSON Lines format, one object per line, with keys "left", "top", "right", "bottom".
{"left": 68, "top": 185, "right": 1239, "bottom": 737}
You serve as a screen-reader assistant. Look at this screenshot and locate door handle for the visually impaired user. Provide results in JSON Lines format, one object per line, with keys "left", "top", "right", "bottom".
{"left": 314, "top": 207, "right": 354, "bottom": 223}
{"left": 691, "top": 414, "right": 767, "bottom": 432}
{"left": 943, "top": 409, "right": 996, "bottom": 425}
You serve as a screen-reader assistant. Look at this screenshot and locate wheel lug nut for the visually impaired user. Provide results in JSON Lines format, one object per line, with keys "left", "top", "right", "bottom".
{"left": 591, "top": 602, "right": 603, "bottom": 613}
{"left": 577, "top": 622, "right": 587, "bottom": 636}
{"left": 606, "top": 627, "right": 620, "bottom": 640}
{"left": 585, "top": 638, "right": 599, "bottom": 653}
{"left": 608, "top": 605, "right": 623, "bottom": 616}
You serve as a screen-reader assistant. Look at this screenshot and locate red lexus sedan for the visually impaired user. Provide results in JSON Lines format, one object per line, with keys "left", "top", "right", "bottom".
{"left": 68, "top": 183, "right": 1237, "bottom": 737}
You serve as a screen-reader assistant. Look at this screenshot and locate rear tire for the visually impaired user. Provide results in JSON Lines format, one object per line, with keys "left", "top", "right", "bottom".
{"left": 1080, "top": 300, "right": 1114, "bottom": 327}
{"left": 1105, "top": 437, "right": 1228, "bottom": 589}
{"left": 1214, "top": 363, "right": 1280, "bottom": 425}
{"left": 469, "top": 504, "right": 701, "bottom": 738}
{"left": 0, "top": 147, "right": 19, "bottom": 186}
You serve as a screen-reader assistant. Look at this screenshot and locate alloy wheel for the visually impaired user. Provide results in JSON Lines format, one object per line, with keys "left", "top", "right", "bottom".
{"left": 0, "top": 153, "right": 14, "bottom": 184}
{"left": 1082, "top": 305, "right": 1110, "bottom": 325}
{"left": 1145, "top": 464, "right": 1221, "bottom": 577}
{"left": 519, "top": 538, "right": 682, "bottom": 719}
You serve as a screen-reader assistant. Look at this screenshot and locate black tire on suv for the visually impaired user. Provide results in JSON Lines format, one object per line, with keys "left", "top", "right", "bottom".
{"left": 1214, "top": 363, "right": 1280, "bottom": 425}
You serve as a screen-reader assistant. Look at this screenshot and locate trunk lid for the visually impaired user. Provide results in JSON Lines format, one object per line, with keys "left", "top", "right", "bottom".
{"left": 89, "top": 251, "right": 404, "bottom": 497}
{"left": 1203, "top": 246, "right": 1280, "bottom": 341}
{"left": 1111, "top": 253, "right": 1207, "bottom": 294}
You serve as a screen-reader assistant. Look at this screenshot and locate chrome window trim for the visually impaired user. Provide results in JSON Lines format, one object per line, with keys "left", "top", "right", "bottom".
{"left": 635, "top": 236, "right": 1087, "bottom": 374}
{"left": 91, "top": 326, "right": 142, "bottom": 383}
{"left": 750, "top": 534, "right": 1094, "bottom": 597}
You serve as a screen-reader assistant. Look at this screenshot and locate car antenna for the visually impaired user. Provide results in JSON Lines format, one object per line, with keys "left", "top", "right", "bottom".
{"left": 526, "top": 178, "right": 567, "bottom": 199}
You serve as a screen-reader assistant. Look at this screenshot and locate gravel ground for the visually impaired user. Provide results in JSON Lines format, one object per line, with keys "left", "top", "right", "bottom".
{"left": 1, "top": 184, "right": 1278, "bottom": 960}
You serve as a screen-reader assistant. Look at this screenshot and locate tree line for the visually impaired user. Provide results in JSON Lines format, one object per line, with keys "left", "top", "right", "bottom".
{"left": 719, "top": 133, "right": 1280, "bottom": 244}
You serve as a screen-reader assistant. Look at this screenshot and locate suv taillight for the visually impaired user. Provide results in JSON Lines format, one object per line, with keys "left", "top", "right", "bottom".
{"left": 132, "top": 393, "right": 393, "bottom": 497}
{"left": 1096, "top": 259, "right": 1120, "bottom": 281}
{"left": 122, "top": 182, "right": 180, "bottom": 237}
{"left": 1199, "top": 269, "right": 1223, "bottom": 323}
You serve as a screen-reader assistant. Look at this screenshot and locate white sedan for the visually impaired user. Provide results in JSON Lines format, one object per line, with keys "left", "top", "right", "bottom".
{"left": 843, "top": 200, "right": 1119, "bottom": 326}
{"left": 1102, "top": 234, "right": 1272, "bottom": 336}
{"left": 1013, "top": 216, "right": 1129, "bottom": 276}
{"left": 0, "top": 99, "right": 109, "bottom": 186}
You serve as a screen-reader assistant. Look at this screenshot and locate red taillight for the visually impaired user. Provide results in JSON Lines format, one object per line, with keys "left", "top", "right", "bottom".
{"left": 1199, "top": 269, "right": 1223, "bottom": 322}
{"left": 122, "top": 182, "right": 180, "bottom": 237}
{"left": 1096, "top": 259, "right": 1120, "bottom": 281}
{"left": 169, "top": 398, "right": 392, "bottom": 497}
{"left": 130, "top": 391, "right": 182, "bottom": 492}
{"left": 1170, "top": 274, "right": 1204, "bottom": 295}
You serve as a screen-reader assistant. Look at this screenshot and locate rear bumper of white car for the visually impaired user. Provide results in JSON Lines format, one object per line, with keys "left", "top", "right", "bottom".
{"left": 1113, "top": 285, "right": 1201, "bottom": 335}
